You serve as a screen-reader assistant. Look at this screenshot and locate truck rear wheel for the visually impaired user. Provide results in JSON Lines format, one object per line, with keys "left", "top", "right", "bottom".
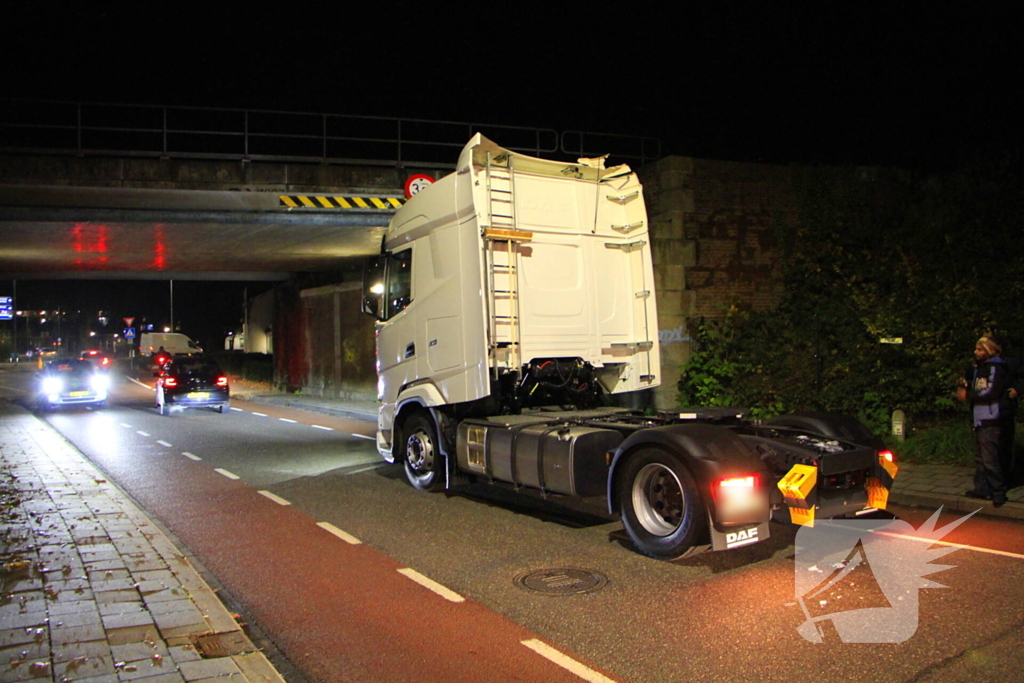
{"left": 618, "top": 448, "right": 707, "bottom": 560}
{"left": 401, "top": 412, "right": 445, "bottom": 492}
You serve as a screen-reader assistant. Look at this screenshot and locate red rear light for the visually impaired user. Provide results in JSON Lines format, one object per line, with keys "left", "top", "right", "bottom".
{"left": 101, "top": 357, "right": 110, "bottom": 366}
{"left": 879, "top": 450, "right": 895, "bottom": 463}
{"left": 164, "top": 377, "right": 178, "bottom": 388}
{"left": 216, "top": 376, "right": 228, "bottom": 387}
{"left": 712, "top": 474, "right": 760, "bottom": 501}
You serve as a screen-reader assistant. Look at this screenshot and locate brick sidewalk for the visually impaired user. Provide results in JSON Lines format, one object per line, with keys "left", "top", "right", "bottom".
{"left": 0, "top": 401, "right": 286, "bottom": 683}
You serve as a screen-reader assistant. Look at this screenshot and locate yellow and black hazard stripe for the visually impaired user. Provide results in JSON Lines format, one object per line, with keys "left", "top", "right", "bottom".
{"left": 279, "top": 195, "right": 406, "bottom": 210}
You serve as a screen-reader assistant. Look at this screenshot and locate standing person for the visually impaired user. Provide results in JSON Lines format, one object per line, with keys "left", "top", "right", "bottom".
{"left": 957, "top": 336, "right": 1018, "bottom": 507}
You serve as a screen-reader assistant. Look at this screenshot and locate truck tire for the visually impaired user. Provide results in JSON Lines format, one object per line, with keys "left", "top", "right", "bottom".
{"left": 401, "top": 412, "right": 445, "bottom": 492}
{"left": 618, "top": 447, "right": 707, "bottom": 560}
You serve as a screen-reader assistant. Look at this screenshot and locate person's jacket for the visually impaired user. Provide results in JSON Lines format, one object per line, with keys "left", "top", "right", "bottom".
{"left": 965, "top": 357, "right": 1017, "bottom": 426}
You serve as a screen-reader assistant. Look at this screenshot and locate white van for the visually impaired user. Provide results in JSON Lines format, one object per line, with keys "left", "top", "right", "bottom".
{"left": 139, "top": 333, "right": 203, "bottom": 357}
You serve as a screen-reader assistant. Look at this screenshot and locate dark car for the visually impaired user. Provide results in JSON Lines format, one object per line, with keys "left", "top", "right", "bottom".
{"left": 37, "top": 358, "right": 109, "bottom": 410}
{"left": 156, "top": 357, "right": 229, "bottom": 415}
{"left": 78, "top": 349, "right": 114, "bottom": 370}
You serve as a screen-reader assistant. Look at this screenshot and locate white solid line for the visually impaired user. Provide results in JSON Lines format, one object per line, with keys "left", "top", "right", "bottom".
{"left": 312, "top": 425, "right": 333, "bottom": 431}
{"left": 119, "top": 423, "right": 132, "bottom": 429}
{"left": 350, "top": 433, "right": 375, "bottom": 441}
{"left": 230, "top": 407, "right": 244, "bottom": 412}
{"left": 316, "top": 522, "right": 362, "bottom": 545}
{"left": 397, "top": 568, "right": 465, "bottom": 603}
{"left": 214, "top": 468, "right": 240, "bottom": 480}
{"left": 279, "top": 418, "right": 297, "bottom": 423}
{"left": 258, "top": 491, "right": 291, "bottom": 506}
{"left": 156, "top": 440, "right": 172, "bottom": 448}
{"left": 520, "top": 639, "right": 617, "bottom": 683}
{"left": 875, "top": 530, "right": 1024, "bottom": 561}
{"left": 136, "top": 430, "right": 151, "bottom": 437}
{"left": 182, "top": 452, "right": 202, "bottom": 461}
{"left": 252, "top": 412, "right": 268, "bottom": 417}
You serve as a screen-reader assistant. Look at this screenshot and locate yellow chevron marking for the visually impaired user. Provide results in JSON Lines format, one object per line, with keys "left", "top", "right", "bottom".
{"left": 316, "top": 196, "right": 334, "bottom": 208}
{"left": 299, "top": 196, "right": 317, "bottom": 208}
{"left": 388, "top": 198, "right": 403, "bottom": 208}
{"left": 280, "top": 196, "right": 299, "bottom": 208}
{"left": 352, "top": 197, "right": 370, "bottom": 208}
{"left": 370, "top": 197, "right": 387, "bottom": 209}
{"left": 336, "top": 197, "right": 352, "bottom": 208}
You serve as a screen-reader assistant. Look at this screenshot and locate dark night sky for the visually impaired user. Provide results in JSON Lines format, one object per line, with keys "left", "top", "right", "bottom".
{"left": 2, "top": 4, "right": 1021, "bottom": 347}
{"left": 5, "top": 4, "right": 1019, "bottom": 169}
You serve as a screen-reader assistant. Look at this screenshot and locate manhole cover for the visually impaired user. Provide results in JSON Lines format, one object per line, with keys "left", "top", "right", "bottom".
{"left": 192, "top": 631, "right": 254, "bottom": 658}
{"left": 513, "top": 568, "right": 608, "bottom": 596}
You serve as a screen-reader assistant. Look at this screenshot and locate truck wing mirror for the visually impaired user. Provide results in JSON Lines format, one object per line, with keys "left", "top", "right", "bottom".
{"left": 361, "top": 256, "right": 386, "bottom": 321}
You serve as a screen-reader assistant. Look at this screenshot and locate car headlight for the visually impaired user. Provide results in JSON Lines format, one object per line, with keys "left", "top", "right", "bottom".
{"left": 90, "top": 374, "right": 110, "bottom": 392}
{"left": 42, "top": 377, "right": 62, "bottom": 394}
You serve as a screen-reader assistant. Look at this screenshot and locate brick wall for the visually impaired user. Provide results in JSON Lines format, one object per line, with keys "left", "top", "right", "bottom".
{"left": 638, "top": 156, "right": 796, "bottom": 408}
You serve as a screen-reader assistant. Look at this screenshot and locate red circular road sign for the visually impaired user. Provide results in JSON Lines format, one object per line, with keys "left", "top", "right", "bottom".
{"left": 404, "top": 174, "right": 435, "bottom": 198}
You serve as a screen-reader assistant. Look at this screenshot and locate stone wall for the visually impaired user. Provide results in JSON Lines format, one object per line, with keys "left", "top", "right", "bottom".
{"left": 638, "top": 156, "right": 795, "bottom": 408}
{"left": 297, "top": 282, "right": 377, "bottom": 400}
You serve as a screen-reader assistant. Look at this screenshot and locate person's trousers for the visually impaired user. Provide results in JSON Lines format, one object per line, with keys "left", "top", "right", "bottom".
{"left": 975, "top": 424, "right": 1008, "bottom": 499}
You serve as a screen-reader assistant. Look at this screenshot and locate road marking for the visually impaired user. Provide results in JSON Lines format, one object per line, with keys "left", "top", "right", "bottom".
{"left": 350, "top": 433, "right": 375, "bottom": 441}
{"left": 876, "top": 530, "right": 1024, "bottom": 561}
{"left": 397, "top": 568, "right": 465, "bottom": 603}
{"left": 127, "top": 377, "right": 154, "bottom": 391}
{"left": 312, "top": 425, "right": 333, "bottom": 431}
{"left": 279, "top": 418, "right": 297, "bottom": 423}
{"left": 341, "top": 463, "right": 387, "bottom": 476}
{"left": 252, "top": 412, "right": 268, "bottom": 417}
{"left": 258, "top": 491, "right": 291, "bottom": 506}
{"left": 230, "top": 407, "right": 244, "bottom": 412}
{"left": 137, "top": 430, "right": 150, "bottom": 437}
{"left": 182, "top": 452, "right": 202, "bottom": 461}
{"left": 120, "top": 423, "right": 132, "bottom": 429}
{"left": 156, "top": 440, "right": 172, "bottom": 448}
{"left": 316, "top": 522, "right": 362, "bottom": 545}
{"left": 521, "top": 639, "right": 617, "bottom": 683}
{"left": 214, "top": 468, "right": 240, "bottom": 480}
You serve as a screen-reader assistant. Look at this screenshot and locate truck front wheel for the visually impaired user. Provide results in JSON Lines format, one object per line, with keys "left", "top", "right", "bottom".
{"left": 401, "top": 412, "right": 445, "bottom": 492}
{"left": 618, "top": 448, "right": 707, "bottom": 560}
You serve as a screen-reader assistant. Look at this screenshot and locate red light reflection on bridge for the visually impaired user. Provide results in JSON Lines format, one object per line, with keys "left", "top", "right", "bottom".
{"left": 71, "top": 223, "right": 110, "bottom": 268}
{"left": 152, "top": 224, "right": 167, "bottom": 269}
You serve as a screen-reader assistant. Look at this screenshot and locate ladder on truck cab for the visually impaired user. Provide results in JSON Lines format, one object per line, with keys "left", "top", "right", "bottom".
{"left": 482, "top": 152, "right": 530, "bottom": 380}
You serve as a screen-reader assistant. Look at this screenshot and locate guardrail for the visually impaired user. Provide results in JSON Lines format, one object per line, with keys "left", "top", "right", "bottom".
{"left": 0, "top": 99, "right": 660, "bottom": 168}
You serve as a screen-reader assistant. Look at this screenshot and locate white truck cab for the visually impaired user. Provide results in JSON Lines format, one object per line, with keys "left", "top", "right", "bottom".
{"left": 362, "top": 135, "right": 897, "bottom": 560}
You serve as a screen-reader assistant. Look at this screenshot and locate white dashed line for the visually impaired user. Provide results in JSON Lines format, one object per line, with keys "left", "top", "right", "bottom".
{"left": 279, "top": 418, "right": 297, "bottom": 424}
{"left": 120, "top": 423, "right": 132, "bottom": 429}
{"left": 316, "top": 522, "right": 362, "bottom": 545}
{"left": 520, "top": 639, "right": 616, "bottom": 683}
{"left": 312, "top": 425, "right": 333, "bottom": 431}
{"left": 350, "top": 433, "right": 375, "bottom": 441}
{"left": 137, "top": 430, "right": 151, "bottom": 437}
{"left": 156, "top": 440, "right": 172, "bottom": 448}
{"left": 230, "top": 407, "right": 243, "bottom": 412}
{"left": 182, "top": 452, "right": 202, "bottom": 461}
{"left": 214, "top": 468, "right": 240, "bottom": 480}
{"left": 252, "top": 412, "right": 268, "bottom": 417}
{"left": 258, "top": 491, "right": 291, "bottom": 506}
{"left": 397, "top": 568, "right": 465, "bottom": 603}
{"left": 127, "top": 377, "right": 154, "bottom": 391}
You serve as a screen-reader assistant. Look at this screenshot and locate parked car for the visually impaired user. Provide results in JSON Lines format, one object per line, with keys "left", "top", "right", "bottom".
{"left": 36, "top": 358, "right": 109, "bottom": 410}
{"left": 156, "top": 357, "right": 229, "bottom": 415}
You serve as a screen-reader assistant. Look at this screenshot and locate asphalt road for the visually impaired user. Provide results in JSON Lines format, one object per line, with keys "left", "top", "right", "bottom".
{"left": 4, "top": 363, "right": 1024, "bottom": 683}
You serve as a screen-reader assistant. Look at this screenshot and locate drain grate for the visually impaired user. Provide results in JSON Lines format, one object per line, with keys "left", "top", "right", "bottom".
{"left": 514, "top": 568, "right": 608, "bottom": 596}
{"left": 192, "top": 631, "right": 254, "bottom": 658}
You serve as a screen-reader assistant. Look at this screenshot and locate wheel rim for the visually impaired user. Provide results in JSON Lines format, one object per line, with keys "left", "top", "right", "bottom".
{"left": 406, "top": 429, "right": 434, "bottom": 475}
{"left": 632, "top": 463, "right": 685, "bottom": 536}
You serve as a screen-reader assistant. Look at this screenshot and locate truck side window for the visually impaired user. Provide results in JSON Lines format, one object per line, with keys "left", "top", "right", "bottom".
{"left": 386, "top": 249, "right": 413, "bottom": 317}
{"left": 361, "top": 251, "right": 413, "bottom": 321}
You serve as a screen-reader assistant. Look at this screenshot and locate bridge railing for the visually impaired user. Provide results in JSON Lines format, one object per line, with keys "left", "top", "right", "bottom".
{"left": 0, "top": 99, "right": 660, "bottom": 168}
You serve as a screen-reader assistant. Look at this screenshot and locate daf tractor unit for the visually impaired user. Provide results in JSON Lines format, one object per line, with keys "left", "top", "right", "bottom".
{"left": 361, "top": 134, "right": 897, "bottom": 559}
